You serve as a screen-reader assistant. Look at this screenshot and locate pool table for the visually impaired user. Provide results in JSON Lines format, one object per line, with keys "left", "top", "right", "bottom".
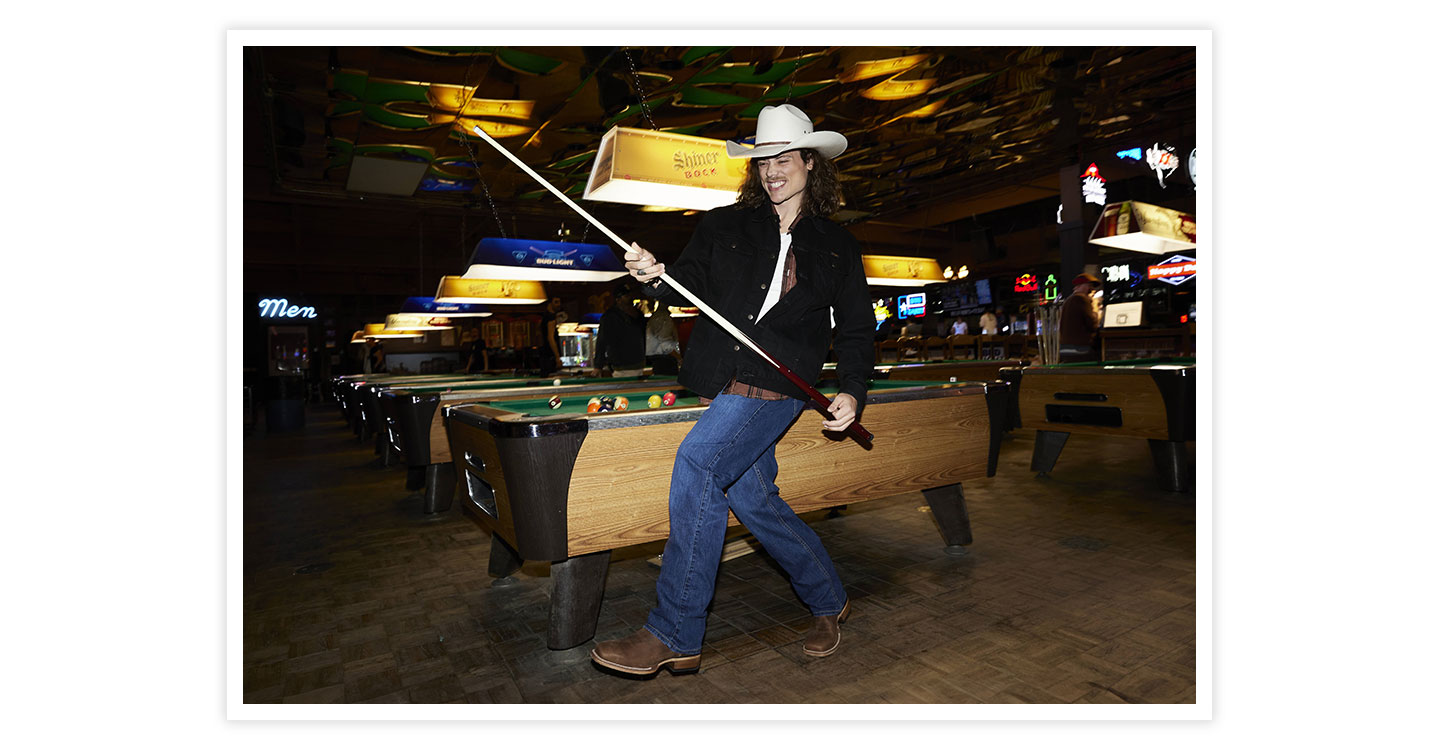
{"left": 350, "top": 374, "right": 541, "bottom": 448}
{"left": 441, "top": 379, "right": 1009, "bottom": 650}
{"left": 332, "top": 373, "right": 473, "bottom": 435}
{"left": 824, "top": 359, "right": 1028, "bottom": 384}
{"left": 378, "top": 375, "right": 680, "bottom": 512}
{"left": 997, "top": 358, "right": 1196, "bottom": 492}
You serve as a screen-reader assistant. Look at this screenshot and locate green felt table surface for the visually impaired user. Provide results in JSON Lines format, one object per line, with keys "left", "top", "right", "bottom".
{"left": 486, "top": 380, "right": 955, "bottom": 417}
{"left": 383, "top": 375, "right": 667, "bottom": 394}
{"left": 1042, "top": 357, "right": 1196, "bottom": 368}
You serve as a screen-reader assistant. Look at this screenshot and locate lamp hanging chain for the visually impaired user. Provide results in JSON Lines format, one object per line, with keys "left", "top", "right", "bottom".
{"left": 784, "top": 48, "right": 805, "bottom": 103}
{"left": 623, "top": 47, "right": 658, "bottom": 130}
{"left": 452, "top": 51, "right": 509, "bottom": 239}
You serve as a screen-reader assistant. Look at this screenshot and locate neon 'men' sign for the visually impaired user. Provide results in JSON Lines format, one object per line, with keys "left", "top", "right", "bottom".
{"left": 1147, "top": 255, "right": 1197, "bottom": 285}
{"left": 259, "top": 298, "right": 318, "bottom": 319}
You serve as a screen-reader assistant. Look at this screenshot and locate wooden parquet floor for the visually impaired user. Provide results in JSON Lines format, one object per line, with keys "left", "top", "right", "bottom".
{"left": 242, "top": 404, "right": 1197, "bottom": 704}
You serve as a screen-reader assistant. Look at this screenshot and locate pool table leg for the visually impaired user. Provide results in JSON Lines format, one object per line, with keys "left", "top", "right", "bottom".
{"left": 922, "top": 483, "right": 974, "bottom": 557}
{"left": 422, "top": 462, "right": 456, "bottom": 513}
{"left": 548, "top": 551, "right": 610, "bottom": 650}
{"left": 1148, "top": 439, "right": 1191, "bottom": 493}
{"left": 1032, "top": 429, "right": 1070, "bottom": 476}
{"left": 487, "top": 534, "right": 523, "bottom": 579}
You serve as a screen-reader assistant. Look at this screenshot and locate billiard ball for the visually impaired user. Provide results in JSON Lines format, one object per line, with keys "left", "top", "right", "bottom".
{"left": 598, "top": 396, "right": 616, "bottom": 413}
{"left": 616, "top": 396, "right": 629, "bottom": 411}
{"left": 647, "top": 394, "right": 662, "bottom": 408}
{"left": 548, "top": 395, "right": 563, "bottom": 410}
{"left": 553, "top": 378, "right": 562, "bottom": 386}
{"left": 587, "top": 397, "right": 602, "bottom": 413}
{"left": 949, "top": 377, "right": 957, "bottom": 383}
{"left": 661, "top": 391, "right": 676, "bottom": 406}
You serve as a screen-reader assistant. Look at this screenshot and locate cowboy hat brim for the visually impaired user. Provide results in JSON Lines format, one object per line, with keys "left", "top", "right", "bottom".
{"left": 725, "top": 131, "right": 847, "bottom": 160}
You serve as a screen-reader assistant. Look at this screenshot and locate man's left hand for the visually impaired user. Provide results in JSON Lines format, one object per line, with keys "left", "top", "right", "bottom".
{"left": 822, "top": 393, "right": 859, "bottom": 432}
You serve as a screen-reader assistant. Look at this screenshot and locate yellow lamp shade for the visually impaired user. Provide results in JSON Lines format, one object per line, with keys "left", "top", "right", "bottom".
{"left": 384, "top": 313, "right": 453, "bottom": 330}
{"left": 434, "top": 276, "right": 548, "bottom": 304}
{"left": 861, "top": 255, "right": 946, "bottom": 287}
{"left": 583, "top": 126, "right": 747, "bottom": 212}
{"left": 362, "top": 323, "right": 425, "bottom": 339}
{"left": 1089, "top": 201, "right": 1197, "bottom": 255}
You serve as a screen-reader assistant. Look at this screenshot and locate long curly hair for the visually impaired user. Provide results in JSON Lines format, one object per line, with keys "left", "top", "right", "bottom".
{"left": 734, "top": 148, "right": 844, "bottom": 218}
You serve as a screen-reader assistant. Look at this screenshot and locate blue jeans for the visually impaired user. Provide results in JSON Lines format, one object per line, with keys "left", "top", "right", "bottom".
{"left": 643, "top": 394, "right": 848, "bottom": 654}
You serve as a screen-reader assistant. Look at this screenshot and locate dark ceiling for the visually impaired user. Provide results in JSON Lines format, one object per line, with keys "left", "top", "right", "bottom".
{"left": 243, "top": 45, "right": 1196, "bottom": 301}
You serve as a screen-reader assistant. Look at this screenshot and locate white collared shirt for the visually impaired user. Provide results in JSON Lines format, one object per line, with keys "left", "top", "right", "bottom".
{"left": 756, "top": 232, "right": 792, "bottom": 321}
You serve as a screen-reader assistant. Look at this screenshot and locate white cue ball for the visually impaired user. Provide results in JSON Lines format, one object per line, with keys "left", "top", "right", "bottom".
{"left": 949, "top": 377, "right": 957, "bottom": 382}
{"left": 553, "top": 378, "right": 562, "bottom": 386}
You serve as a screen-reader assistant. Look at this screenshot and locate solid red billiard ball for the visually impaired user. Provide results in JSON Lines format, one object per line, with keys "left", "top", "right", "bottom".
{"left": 548, "top": 395, "right": 563, "bottom": 410}
{"left": 661, "top": 391, "right": 676, "bottom": 406}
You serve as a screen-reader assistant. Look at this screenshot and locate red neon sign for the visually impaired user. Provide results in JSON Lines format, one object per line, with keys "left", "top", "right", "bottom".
{"left": 1014, "top": 273, "right": 1039, "bottom": 293}
{"left": 1148, "top": 261, "right": 1197, "bottom": 280}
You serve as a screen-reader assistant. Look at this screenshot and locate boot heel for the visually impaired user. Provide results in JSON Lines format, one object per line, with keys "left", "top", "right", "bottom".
{"left": 666, "top": 655, "right": 702, "bottom": 674}
{"left": 838, "top": 600, "right": 851, "bottom": 623}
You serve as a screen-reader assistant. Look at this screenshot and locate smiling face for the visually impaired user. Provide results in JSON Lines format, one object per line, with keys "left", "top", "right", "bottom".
{"left": 755, "top": 150, "right": 812, "bottom": 209}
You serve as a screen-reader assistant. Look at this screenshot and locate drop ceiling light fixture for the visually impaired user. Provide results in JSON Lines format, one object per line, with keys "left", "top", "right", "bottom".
{"left": 862, "top": 255, "right": 946, "bottom": 287}
{"left": 583, "top": 127, "right": 746, "bottom": 212}
{"left": 1089, "top": 201, "right": 1197, "bottom": 255}
{"left": 434, "top": 276, "right": 547, "bottom": 304}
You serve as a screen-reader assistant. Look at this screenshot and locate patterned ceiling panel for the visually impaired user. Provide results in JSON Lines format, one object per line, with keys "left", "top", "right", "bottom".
{"left": 252, "top": 44, "right": 1195, "bottom": 230}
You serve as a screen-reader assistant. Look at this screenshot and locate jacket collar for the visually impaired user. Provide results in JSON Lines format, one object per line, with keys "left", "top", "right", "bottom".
{"left": 739, "top": 202, "right": 835, "bottom": 237}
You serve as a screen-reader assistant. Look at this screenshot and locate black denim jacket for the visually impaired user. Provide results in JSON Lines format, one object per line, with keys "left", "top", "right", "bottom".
{"left": 643, "top": 203, "right": 874, "bottom": 404}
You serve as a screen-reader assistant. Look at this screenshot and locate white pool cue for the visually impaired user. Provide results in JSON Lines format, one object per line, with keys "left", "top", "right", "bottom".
{"left": 470, "top": 125, "right": 873, "bottom": 443}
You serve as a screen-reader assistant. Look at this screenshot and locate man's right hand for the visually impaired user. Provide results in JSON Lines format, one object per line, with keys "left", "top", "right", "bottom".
{"left": 624, "top": 242, "right": 665, "bottom": 284}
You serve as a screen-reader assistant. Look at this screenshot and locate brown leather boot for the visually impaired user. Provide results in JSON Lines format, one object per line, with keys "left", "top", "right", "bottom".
{"left": 802, "top": 600, "right": 851, "bottom": 657}
{"left": 591, "top": 628, "right": 701, "bottom": 675}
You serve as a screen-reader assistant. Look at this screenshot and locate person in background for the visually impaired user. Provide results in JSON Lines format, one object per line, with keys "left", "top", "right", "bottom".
{"left": 645, "top": 302, "right": 682, "bottom": 376}
{"left": 593, "top": 284, "right": 647, "bottom": 378}
{"left": 1059, "top": 273, "right": 1101, "bottom": 362}
{"left": 540, "top": 297, "right": 564, "bottom": 374}
{"left": 995, "top": 305, "right": 1010, "bottom": 334}
{"left": 979, "top": 307, "right": 998, "bottom": 335}
{"left": 366, "top": 342, "right": 386, "bottom": 374}
{"left": 950, "top": 317, "right": 968, "bottom": 335}
{"left": 901, "top": 317, "right": 924, "bottom": 338}
{"left": 464, "top": 332, "right": 490, "bottom": 374}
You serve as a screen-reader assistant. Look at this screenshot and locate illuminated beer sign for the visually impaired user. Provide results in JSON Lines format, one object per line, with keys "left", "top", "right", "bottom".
{"left": 259, "top": 298, "right": 318, "bottom": 319}
{"left": 1014, "top": 273, "right": 1040, "bottom": 293}
{"left": 1102, "top": 264, "right": 1131, "bottom": 283}
{"left": 1147, "top": 255, "right": 1197, "bottom": 285}
{"left": 1147, "top": 142, "right": 1180, "bottom": 188}
{"left": 1082, "top": 163, "right": 1107, "bottom": 205}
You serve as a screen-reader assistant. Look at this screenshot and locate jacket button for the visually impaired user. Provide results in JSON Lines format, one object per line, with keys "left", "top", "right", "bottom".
{"left": 746, "top": 314, "right": 753, "bottom": 320}
{"left": 733, "top": 345, "right": 740, "bottom": 351}
{"left": 760, "top": 283, "right": 767, "bottom": 290}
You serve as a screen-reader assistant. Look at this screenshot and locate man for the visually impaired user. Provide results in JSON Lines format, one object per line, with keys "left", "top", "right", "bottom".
{"left": 540, "top": 297, "right": 564, "bottom": 374}
{"left": 1059, "top": 272, "right": 1101, "bottom": 362}
{"left": 591, "top": 104, "right": 872, "bottom": 676}
{"left": 592, "top": 284, "right": 647, "bottom": 377}
{"left": 950, "top": 317, "right": 968, "bottom": 336}
{"left": 979, "top": 307, "right": 998, "bottom": 335}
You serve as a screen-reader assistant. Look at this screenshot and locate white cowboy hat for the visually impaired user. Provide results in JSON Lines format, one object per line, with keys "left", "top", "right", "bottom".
{"left": 725, "top": 104, "right": 847, "bottom": 160}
